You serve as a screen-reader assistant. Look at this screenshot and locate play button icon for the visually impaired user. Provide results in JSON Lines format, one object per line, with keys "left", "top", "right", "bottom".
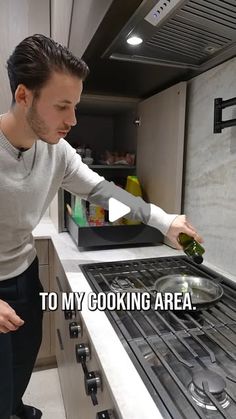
{"left": 108, "top": 198, "right": 130, "bottom": 222}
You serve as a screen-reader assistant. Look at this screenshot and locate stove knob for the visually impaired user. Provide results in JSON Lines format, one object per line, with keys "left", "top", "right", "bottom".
{"left": 64, "top": 309, "right": 75, "bottom": 320}
{"left": 96, "top": 410, "right": 113, "bottom": 419}
{"left": 69, "top": 321, "right": 81, "bottom": 338}
{"left": 84, "top": 371, "right": 102, "bottom": 405}
{"left": 75, "top": 343, "right": 90, "bottom": 363}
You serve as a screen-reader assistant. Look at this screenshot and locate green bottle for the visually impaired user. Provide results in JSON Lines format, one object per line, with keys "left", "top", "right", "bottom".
{"left": 178, "top": 233, "right": 205, "bottom": 264}
{"left": 72, "top": 197, "right": 88, "bottom": 227}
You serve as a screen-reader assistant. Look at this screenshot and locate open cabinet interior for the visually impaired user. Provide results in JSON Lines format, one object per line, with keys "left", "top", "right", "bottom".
{"left": 56, "top": 82, "right": 187, "bottom": 250}
{"left": 60, "top": 94, "right": 163, "bottom": 249}
{"left": 67, "top": 94, "right": 138, "bottom": 169}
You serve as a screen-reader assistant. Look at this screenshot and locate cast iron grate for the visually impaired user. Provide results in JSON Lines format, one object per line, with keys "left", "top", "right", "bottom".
{"left": 80, "top": 256, "right": 236, "bottom": 418}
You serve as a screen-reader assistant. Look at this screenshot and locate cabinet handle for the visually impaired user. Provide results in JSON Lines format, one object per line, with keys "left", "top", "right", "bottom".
{"left": 96, "top": 410, "right": 114, "bottom": 419}
{"left": 56, "top": 328, "right": 64, "bottom": 351}
{"left": 56, "top": 275, "right": 63, "bottom": 292}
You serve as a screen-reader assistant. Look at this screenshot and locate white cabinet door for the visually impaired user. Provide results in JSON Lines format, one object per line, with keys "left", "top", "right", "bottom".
{"left": 137, "top": 82, "right": 187, "bottom": 215}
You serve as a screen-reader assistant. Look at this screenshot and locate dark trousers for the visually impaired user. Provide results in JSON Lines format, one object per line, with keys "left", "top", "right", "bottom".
{"left": 0, "top": 257, "right": 43, "bottom": 419}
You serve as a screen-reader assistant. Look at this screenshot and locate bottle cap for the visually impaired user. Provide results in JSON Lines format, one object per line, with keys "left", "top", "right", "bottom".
{"left": 193, "top": 255, "right": 203, "bottom": 264}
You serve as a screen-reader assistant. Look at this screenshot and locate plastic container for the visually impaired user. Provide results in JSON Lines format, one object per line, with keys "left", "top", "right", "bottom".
{"left": 124, "top": 176, "right": 142, "bottom": 225}
{"left": 72, "top": 197, "right": 88, "bottom": 226}
{"left": 125, "top": 176, "right": 142, "bottom": 196}
{"left": 88, "top": 203, "right": 105, "bottom": 226}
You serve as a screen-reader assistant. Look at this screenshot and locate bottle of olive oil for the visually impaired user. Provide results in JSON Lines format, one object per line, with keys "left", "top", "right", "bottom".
{"left": 178, "top": 233, "right": 205, "bottom": 264}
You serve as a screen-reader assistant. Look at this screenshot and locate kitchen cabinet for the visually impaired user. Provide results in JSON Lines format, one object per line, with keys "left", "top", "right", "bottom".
{"left": 35, "top": 239, "right": 55, "bottom": 367}
{"left": 60, "top": 89, "right": 185, "bottom": 248}
{"left": 136, "top": 81, "right": 186, "bottom": 216}
{"left": 54, "top": 251, "right": 72, "bottom": 416}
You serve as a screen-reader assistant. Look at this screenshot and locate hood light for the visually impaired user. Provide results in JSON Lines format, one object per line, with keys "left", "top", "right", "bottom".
{"left": 127, "top": 36, "right": 143, "bottom": 46}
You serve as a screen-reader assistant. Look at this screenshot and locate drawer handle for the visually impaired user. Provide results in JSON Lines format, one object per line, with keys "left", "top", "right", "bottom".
{"left": 56, "top": 275, "right": 63, "bottom": 292}
{"left": 56, "top": 328, "right": 64, "bottom": 351}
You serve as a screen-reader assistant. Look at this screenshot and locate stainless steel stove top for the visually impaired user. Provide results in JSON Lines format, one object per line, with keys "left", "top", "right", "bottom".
{"left": 80, "top": 256, "right": 236, "bottom": 419}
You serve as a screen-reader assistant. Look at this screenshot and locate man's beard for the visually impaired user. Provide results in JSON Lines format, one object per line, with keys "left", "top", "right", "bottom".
{"left": 26, "top": 99, "right": 50, "bottom": 142}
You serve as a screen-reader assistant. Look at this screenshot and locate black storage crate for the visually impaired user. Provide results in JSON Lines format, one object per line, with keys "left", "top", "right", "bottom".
{"left": 66, "top": 213, "right": 163, "bottom": 250}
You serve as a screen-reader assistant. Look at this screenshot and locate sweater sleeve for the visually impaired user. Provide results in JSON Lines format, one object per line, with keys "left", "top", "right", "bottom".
{"left": 61, "top": 140, "right": 104, "bottom": 198}
{"left": 62, "top": 140, "right": 178, "bottom": 235}
{"left": 88, "top": 180, "right": 178, "bottom": 235}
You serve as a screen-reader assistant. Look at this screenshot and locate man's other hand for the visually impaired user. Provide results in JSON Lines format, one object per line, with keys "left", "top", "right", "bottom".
{"left": 0, "top": 299, "right": 24, "bottom": 333}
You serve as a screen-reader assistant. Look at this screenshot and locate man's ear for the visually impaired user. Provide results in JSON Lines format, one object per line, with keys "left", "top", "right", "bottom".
{"left": 15, "top": 84, "right": 32, "bottom": 108}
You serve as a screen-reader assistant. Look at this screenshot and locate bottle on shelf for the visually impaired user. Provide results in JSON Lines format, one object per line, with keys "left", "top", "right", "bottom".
{"left": 123, "top": 176, "right": 142, "bottom": 225}
{"left": 88, "top": 203, "right": 105, "bottom": 226}
{"left": 82, "top": 146, "right": 94, "bottom": 165}
{"left": 72, "top": 197, "right": 88, "bottom": 227}
{"left": 178, "top": 233, "right": 205, "bottom": 264}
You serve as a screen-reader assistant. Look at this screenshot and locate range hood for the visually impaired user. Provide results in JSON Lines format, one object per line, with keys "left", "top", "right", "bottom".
{"left": 102, "top": 0, "right": 236, "bottom": 70}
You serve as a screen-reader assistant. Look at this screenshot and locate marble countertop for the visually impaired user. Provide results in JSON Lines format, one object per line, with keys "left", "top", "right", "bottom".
{"left": 33, "top": 218, "right": 235, "bottom": 419}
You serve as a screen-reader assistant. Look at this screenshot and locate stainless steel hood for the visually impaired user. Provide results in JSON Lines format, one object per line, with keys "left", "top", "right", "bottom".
{"left": 80, "top": 0, "right": 236, "bottom": 97}
{"left": 102, "top": 0, "right": 236, "bottom": 71}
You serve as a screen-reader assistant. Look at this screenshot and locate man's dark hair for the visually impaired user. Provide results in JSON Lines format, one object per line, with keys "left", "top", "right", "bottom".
{"left": 7, "top": 34, "right": 89, "bottom": 103}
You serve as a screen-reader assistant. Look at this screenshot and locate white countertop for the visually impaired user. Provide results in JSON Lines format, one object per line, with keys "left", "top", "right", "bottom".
{"left": 33, "top": 218, "right": 235, "bottom": 280}
{"left": 33, "top": 218, "right": 235, "bottom": 419}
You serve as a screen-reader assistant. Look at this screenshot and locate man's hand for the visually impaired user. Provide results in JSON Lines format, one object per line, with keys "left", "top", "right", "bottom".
{"left": 166, "top": 215, "right": 203, "bottom": 249}
{"left": 0, "top": 299, "right": 24, "bottom": 333}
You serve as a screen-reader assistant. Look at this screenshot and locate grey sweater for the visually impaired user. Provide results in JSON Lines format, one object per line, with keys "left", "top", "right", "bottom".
{"left": 0, "top": 129, "right": 177, "bottom": 280}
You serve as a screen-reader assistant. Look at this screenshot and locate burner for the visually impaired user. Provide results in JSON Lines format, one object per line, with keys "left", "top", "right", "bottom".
{"left": 172, "top": 310, "right": 203, "bottom": 321}
{"left": 167, "top": 311, "right": 205, "bottom": 330}
{"left": 189, "top": 370, "right": 229, "bottom": 410}
{"left": 110, "top": 276, "right": 133, "bottom": 292}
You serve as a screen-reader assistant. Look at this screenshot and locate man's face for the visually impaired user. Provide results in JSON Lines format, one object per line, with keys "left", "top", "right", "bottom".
{"left": 26, "top": 71, "right": 83, "bottom": 144}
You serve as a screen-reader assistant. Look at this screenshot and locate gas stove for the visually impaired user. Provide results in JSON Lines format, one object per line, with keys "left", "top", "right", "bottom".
{"left": 80, "top": 256, "right": 236, "bottom": 419}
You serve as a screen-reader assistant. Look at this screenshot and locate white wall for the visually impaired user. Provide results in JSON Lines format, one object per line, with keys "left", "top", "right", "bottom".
{"left": 69, "top": 0, "right": 112, "bottom": 58}
{"left": 51, "top": 0, "right": 73, "bottom": 46}
{"left": 184, "top": 57, "right": 236, "bottom": 276}
{"left": 0, "top": 0, "right": 50, "bottom": 114}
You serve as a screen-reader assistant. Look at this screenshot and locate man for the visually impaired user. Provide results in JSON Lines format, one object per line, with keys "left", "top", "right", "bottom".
{"left": 0, "top": 34, "right": 202, "bottom": 419}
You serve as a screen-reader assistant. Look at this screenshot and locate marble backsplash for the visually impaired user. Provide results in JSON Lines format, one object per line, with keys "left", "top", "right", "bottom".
{"left": 184, "top": 57, "right": 236, "bottom": 277}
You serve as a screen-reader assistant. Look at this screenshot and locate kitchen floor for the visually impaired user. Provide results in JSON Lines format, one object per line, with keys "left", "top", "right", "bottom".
{"left": 24, "top": 368, "right": 66, "bottom": 419}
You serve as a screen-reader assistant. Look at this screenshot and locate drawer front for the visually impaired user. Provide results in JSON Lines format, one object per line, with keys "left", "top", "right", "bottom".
{"left": 39, "top": 265, "right": 50, "bottom": 293}
{"left": 35, "top": 240, "right": 49, "bottom": 265}
{"left": 37, "top": 311, "right": 51, "bottom": 359}
{"left": 35, "top": 239, "right": 55, "bottom": 365}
